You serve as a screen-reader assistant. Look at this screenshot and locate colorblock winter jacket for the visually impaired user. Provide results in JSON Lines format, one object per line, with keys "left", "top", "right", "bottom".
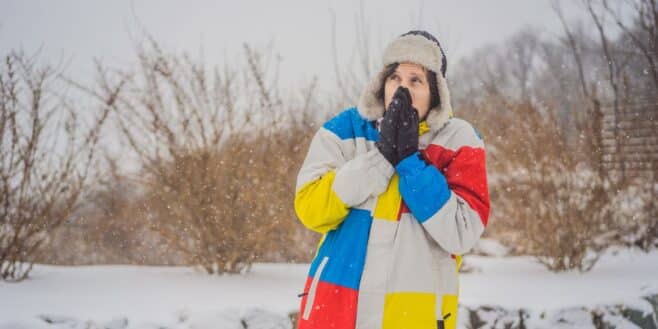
{"left": 293, "top": 106, "right": 490, "bottom": 329}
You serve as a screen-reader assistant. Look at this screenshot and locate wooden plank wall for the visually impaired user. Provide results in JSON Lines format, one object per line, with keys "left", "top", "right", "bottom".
{"left": 601, "top": 99, "right": 658, "bottom": 180}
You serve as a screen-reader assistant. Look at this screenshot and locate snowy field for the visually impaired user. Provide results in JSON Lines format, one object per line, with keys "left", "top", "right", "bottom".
{"left": 1, "top": 244, "right": 657, "bottom": 329}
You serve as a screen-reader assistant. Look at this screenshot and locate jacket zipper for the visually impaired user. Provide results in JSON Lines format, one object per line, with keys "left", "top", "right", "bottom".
{"left": 437, "top": 312, "right": 451, "bottom": 329}
{"left": 302, "top": 256, "right": 329, "bottom": 320}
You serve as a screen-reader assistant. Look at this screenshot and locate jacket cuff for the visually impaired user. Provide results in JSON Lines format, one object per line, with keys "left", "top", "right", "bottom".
{"left": 394, "top": 151, "right": 424, "bottom": 176}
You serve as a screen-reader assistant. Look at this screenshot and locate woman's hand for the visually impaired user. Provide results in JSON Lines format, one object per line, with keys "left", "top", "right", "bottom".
{"left": 376, "top": 86, "right": 411, "bottom": 166}
{"left": 396, "top": 88, "right": 420, "bottom": 162}
{"left": 376, "top": 86, "right": 419, "bottom": 167}
{"left": 375, "top": 93, "right": 401, "bottom": 166}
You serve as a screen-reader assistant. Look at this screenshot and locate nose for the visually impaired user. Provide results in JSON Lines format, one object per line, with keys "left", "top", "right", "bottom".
{"left": 398, "top": 84, "right": 413, "bottom": 102}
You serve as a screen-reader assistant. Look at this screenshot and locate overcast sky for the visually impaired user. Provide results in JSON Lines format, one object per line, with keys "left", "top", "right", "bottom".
{"left": 2, "top": 0, "right": 587, "bottom": 93}
{"left": 1, "top": 0, "right": 593, "bottom": 174}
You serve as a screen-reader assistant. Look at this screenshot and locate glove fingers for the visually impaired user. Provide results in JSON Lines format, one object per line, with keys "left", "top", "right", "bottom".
{"left": 394, "top": 86, "right": 412, "bottom": 109}
{"left": 396, "top": 102, "right": 419, "bottom": 161}
{"left": 400, "top": 106, "right": 418, "bottom": 128}
{"left": 410, "top": 106, "right": 419, "bottom": 126}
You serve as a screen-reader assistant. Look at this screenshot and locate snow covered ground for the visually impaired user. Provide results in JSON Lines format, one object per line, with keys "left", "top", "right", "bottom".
{"left": 1, "top": 244, "right": 657, "bottom": 329}
{"left": 0, "top": 263, "right": 307, "bottom": 328}
{"left": 460, "top": 245, "right": 658, "bottom": 311}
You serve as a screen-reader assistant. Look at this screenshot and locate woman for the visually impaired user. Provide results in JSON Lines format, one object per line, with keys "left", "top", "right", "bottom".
{"left": 293, "top": 30, "right": 490, "bottom": 329}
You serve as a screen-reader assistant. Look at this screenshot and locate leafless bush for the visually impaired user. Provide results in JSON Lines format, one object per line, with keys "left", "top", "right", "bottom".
{"left": 459, "top": 97, "right": 617, "bottom": 272}
{"left": 34, "top": 155, "right": 170, "bottom": 266}
{"left": 446, "top": 0, "right": 657, "bottom": 272}
{"left": 133, "top": 128, "right": 315, "bottom": 273}
{"left": 71, "top": 36, "right": 321, "bottom": 273}
{"left": 0, "top": 51, "right": 110, "bottom": 281}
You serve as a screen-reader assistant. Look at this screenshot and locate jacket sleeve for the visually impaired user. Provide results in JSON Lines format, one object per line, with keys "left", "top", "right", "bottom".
{"left": 294, "top": 126, "right": 394, "bottom": 234}
{"left": 395, "top": 123, "right": 490, "bottom": 255}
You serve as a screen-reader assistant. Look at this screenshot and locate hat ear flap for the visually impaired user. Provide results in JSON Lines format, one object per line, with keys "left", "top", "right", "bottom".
{"left": 425, "top": 74, "right": 453, "bottom": 131}
{"left": 357, "top": 67, "right": 388, "bottom": 121}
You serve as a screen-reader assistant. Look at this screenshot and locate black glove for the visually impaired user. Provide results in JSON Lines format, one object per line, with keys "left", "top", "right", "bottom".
{"left": 395, "top": 88, "right": 419, "bottom": 162}
{"left": 375, "top": 96, "right": 401, "bottom": 166}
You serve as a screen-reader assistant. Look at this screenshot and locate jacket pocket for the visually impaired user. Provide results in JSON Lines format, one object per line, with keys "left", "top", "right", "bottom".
{"left": 301, "top": 256, "right": 329, "bottom": 320}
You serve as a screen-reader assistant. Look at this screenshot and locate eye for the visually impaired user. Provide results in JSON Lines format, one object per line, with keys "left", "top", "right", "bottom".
{"left": 389, "top": 74, "right": 399, "bottom": 81}
{"left": 412, "top": 77, "right": 422, "bottom": 84}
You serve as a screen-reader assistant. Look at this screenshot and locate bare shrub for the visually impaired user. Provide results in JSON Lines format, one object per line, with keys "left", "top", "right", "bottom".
{"left": 445, "top": 0, "right": 657, "bottom": 272}
{"left": 74, "top": 36, "right": 321, "bottom": 273}
{"left": 0, "top": 51, "right": 111, "bottom": 281}
{"left": 33, "top": 155, "right": 172, "bottom": 266}
{"left": 133, "top": 126, "right": 314, "bottom": 273}
{"left": 460, "top": 97, "right": 616, "bottom": 272}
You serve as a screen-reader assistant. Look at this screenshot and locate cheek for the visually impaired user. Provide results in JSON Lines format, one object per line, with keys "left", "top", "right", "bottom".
{"left": 410, "top": 87, "right": 430, "bottom": 107}
{"left": 410, "top": 87, "right": 431, "bottom": 117}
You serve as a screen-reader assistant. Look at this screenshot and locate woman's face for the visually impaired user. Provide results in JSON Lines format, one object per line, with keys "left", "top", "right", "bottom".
{"left": 384, "top": 62, "right": 432, "bottom": 121}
